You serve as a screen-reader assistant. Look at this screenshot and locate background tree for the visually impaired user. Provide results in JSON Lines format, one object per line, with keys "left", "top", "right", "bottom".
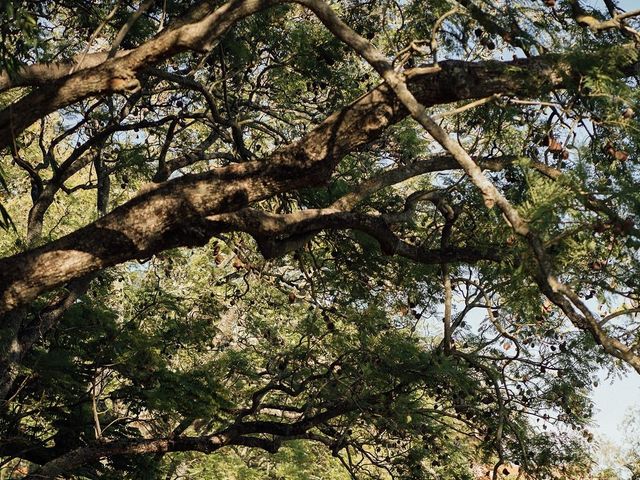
{"left": 620, "top": 407, "right": 640, "bottom": 480}
{"left": 0, "top": 0, "right": 639, "bottom": 478}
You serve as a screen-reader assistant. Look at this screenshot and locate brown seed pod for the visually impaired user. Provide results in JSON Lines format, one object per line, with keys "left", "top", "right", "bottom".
{"left": 604, "top": 141, "right": 629, "bottom": 161}
{"left": 547, "top": 136, "right": 564, "bottom": 153}
{"left": 593, "top": 221, "right": 607, "bottom": 233}
{"left": 232, "top": 258, "right": 245, "bottom": 269}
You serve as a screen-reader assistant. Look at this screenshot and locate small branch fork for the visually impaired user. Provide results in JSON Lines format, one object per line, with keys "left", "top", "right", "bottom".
{"left": 569, "top": 0, "right": 640, "bottom": 40}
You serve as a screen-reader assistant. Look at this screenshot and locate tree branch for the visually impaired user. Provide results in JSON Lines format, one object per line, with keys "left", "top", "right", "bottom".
{"left": 206, "top": 207, "right": 499, "bottom": 263}
{"left": 0, "top": 44, "right": 620, "bottom": 315}
{"left": 0, "top": 0, "right": 283, "bottom": 150}
{"left": 297, "top": 0, "right": 640, "bottom": 373}
{"left": 24, "top": 400, "right": 353, "bottom": 479}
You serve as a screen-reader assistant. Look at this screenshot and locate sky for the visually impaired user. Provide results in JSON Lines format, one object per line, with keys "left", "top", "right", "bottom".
{"left": 609, "top": 0, "right": 637, "bottom": 10}
{"left": 590, "top": 370, "right": 639, "bottom": 480}
{"left": 592, "top": 369, "right": 640, "bottom": 440}
{"left": 592, "top": 368, "right": 640, "bottom": 475}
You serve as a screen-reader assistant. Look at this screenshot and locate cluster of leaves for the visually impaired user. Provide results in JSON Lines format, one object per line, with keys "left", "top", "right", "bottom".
{"left": 1, "top": 0, "right": 640, "bottom": 478}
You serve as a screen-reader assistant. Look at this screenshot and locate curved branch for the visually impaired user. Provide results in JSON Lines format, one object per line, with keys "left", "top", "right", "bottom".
{"left": 206, "top": 207, "right": 499, "bottom": 263}
{"left": 0, "top": 23, "right": 631, "bottom": 314}
{"left": 24, "top": 400, "right": 353, "bottom": 479}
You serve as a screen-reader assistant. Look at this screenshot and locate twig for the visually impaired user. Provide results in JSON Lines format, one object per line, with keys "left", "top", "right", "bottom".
{"left": 71, "top": 2, "right": 121, "bottom": 74}
{"left": 433, "top": 94, "right": 499, "bottom": 119}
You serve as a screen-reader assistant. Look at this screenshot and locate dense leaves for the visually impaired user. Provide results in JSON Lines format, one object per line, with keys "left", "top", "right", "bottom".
{"left": 0, "top": 0, "right": 639, "bottom": 478}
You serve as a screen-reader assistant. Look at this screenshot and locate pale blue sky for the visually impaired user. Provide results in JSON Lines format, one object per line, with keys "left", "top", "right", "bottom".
{"left": 592, "top": 369, "right": 640, "bottom": 440}
{"left": 592, "top": 368, "right": 640, "bottom": 479}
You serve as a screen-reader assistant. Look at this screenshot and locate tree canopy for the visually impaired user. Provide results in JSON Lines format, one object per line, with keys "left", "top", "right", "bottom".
{"left": 0, "top": 0, "right": 640, "bottom": 478}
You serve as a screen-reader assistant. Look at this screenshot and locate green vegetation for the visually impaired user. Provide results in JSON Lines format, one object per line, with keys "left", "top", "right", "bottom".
{"left": 0, "top": 0, "right": 639, "bottom": 478}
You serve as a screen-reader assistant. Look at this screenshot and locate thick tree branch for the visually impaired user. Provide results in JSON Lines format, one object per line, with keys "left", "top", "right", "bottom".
{"left": 0, "top": 0, "right": 282, "bottom": 150}
{"left": 24, "top": 400, "right": 353, "bottom": 479}
{"left": 0, "top": 51, "right": 130, "bottom": 93}
{"left": 210, "top": 154, "right": 523, "bottom": 260}
{"left": 206, "top": 207, "right": 499, "bottom": 263}
{"left": 0, "top": 44, "right": 624, "bottom": 315}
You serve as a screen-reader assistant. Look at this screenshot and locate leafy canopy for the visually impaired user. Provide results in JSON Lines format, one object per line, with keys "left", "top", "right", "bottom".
{"left": 0, "top": 0, "right": 639, "bottom": 479}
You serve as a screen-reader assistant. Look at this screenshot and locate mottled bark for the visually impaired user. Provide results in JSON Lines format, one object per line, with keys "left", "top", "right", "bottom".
{"left": 0, "top": 50, "right": 634, "bottom": 315}
{"left": 0, "top": 154, "right": 320, "bottom": 314}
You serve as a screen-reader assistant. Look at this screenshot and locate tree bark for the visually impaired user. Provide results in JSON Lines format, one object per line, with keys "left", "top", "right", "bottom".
{"left": 0, "top": 51, "right": 635, "bottom": 315}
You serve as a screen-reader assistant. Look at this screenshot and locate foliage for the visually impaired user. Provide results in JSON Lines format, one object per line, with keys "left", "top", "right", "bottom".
{"left": 0, "top": 0, "right": 639, "bottom": 479}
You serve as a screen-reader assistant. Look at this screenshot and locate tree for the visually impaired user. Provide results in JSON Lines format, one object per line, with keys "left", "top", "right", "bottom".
{"left": 621, "top": 407, "right": 640, "bottom": 480}
{"left": 0, "top": 0, "right": 639, "bottom": 478}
